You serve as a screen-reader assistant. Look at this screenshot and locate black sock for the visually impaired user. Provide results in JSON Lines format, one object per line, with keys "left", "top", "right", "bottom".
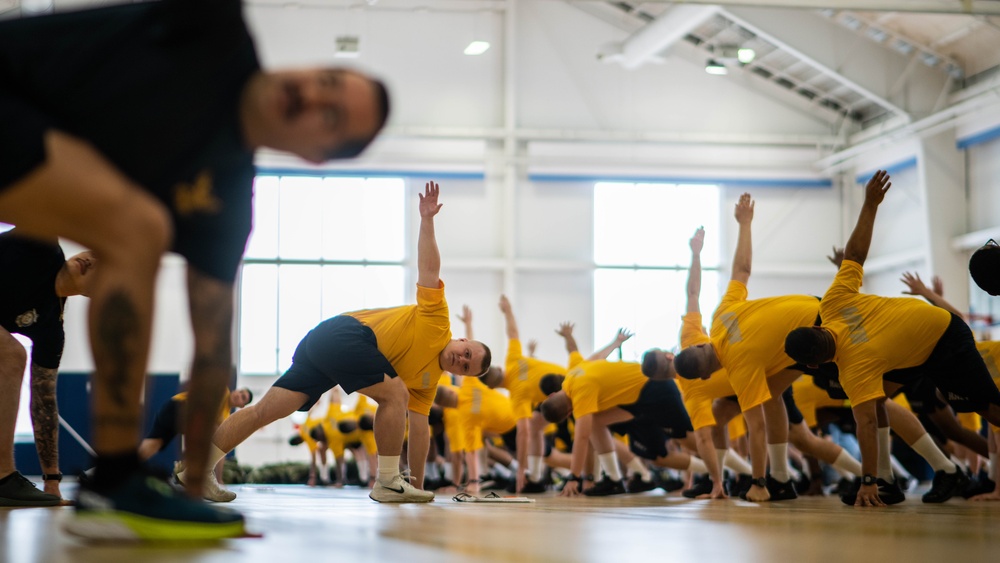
{"left": 93, "top": 452, "right": 141, "bottom": 491}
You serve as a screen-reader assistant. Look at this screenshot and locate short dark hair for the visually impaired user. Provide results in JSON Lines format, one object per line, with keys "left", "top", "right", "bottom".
{"left": 539, "top": 374, "right": 564, "bottom": 396}
{"left": 540, "top": 396, "right": 570, "bottom": 424}
{"left": 784, "top": 327, "right": 830, "bottom": 365}
{"left": 477, "top": 343, "right": 492, "bottom": 377}
{"left": 641, "top": 350, "right": 659, "bottom": 377}
{"left": 337, "top": 419, "right": 358, "bottom": 434}
{"left": 970, "top": 241, "right": 1000, "bottom": 296}
{"left": 242, "top": 388, "right": 253, "bottom": 405}
{"left": 428, "top": 405, "right": 444, "bottom": 426}
{"left": 358, "top": 414, "right": 374, "bottom": 431}
{"left": 674, "top": 349, "right": 701, "bottom": 380}
{"left": 309, "top": 426, "right": 326, "bottom": 442}
{"left": 324, "top": 77, "right": 391, "bottom": 160}
{"left": 289, "top": 435, "right": 305, "bottom": 446}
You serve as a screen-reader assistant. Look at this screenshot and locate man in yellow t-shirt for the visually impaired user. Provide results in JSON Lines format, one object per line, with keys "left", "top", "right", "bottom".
{"left": 674, "top": 194, "right": 818, "bottom": 503}
{"left": 140, "top": 387, "right": 252, "bottom": 468}
{"left": 190, "top": 182, "right": 492, "bottom": 504}
{"left": 540, "top": 358, "right": 695, "bottom": 497}
{"left": 785, "top": 170, "right": 1000, "bottom": 507}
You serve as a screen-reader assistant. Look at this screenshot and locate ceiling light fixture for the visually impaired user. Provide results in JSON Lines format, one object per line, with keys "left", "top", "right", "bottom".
{"left": 705, "top": 59, "right": 728, "bottom": 75}
{"left": 737, "top": 48, "right": 756, "bottom": 64}
{"left": 464, "top": 41, "right": 490, "bottom": 55}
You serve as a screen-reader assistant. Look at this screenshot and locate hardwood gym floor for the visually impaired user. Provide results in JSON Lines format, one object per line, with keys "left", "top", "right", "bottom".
{"left": 2, "top": 483, "right": 998, "bottom": 563}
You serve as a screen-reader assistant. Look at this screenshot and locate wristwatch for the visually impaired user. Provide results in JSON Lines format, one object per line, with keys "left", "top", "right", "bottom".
{"left": 42, "top": 473, "right": 62, "bottom": 482}
{"left": 754, "top": 477, "right": 767, "bottom": 488}
{"left": 861, "top": 474, "right": 876, "bottom": 486}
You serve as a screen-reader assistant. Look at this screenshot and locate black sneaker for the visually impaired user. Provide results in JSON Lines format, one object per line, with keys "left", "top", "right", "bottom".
{"left": 839, "top": 477, "right": 862, "bottom": 505}
{"left": 875, "top": 478, "right": 906, "bottom": 505}
{"left": 834, "top": 477, "right": 855, "bottom": 496}
{"left": 962, "top": 476, "right": 997, "bottom": 499}
{"left": 682, "top": 476, "right": 714, "bottom": 498}
{"left": 583, "top": 477, "right": 626, "bottom": 496}
{"left": 626, "top": 474, "right": 657, "bottom": 494}
{"left": 63, "top": 470, "right": 245, "bottom": 541}
{"left": 0, "top": 471, "right": 61, "bottom": 507}
{"left": 922, "top": 469, "right": 970, "bottom": 503}
{"left": 658, "top": 476, "right": 685, "bottom": 492}
{"left": 520, "top": 480, "right": 548, "bottom": 494}
{"left": 726, "top": 474, "right": 753, "bottom": 498}
{"left": 766, "top": 476, "right": 798, "bottom": 501}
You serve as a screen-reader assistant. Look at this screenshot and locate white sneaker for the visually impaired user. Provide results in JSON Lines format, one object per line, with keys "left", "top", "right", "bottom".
{"left": 369, "top": 474, "right": 434, "bottom": 503}
{"left": 175, "top": 461, "right": 237, "bottom": 503}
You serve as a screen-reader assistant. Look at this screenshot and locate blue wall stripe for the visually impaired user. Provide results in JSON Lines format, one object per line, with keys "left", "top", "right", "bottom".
{"left": 256, "top": 167, "right": 485, "bottom": 180}
{"left": 957, "top": 124, "right": 1000, "bottom": 150}
{"left": 855, "top": 156, "right": 917, "bottom": 184}
{"left": 527, "top": 173, "right": 832, "bottom": 188}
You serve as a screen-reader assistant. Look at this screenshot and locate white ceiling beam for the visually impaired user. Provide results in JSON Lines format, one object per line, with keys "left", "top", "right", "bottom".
{"left": 569, "top": 1, "right": 1000, "bottom": 16}
{"left": 605, "top": 4, "right": 721, "bottom": 69}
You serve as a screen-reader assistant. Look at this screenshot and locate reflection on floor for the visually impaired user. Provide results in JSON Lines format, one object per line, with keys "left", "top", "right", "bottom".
{"left": 2, "top": 482, "right": 998, "bottom": 563}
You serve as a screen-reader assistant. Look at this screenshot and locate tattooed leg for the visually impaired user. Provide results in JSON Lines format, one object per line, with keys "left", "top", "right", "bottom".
{"left": 0, "top": 329, "right": 28, "bottom": 478}
{"left": 30, "top": 363, "right": 60, "bottom": 497}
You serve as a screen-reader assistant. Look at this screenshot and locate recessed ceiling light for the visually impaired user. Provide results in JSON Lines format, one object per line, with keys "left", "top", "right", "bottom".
{"left": 705, "top": 59, "right": 728, "bottom": 75}
{"left": 464, "top": 41, "right": 490, "bottom": 56}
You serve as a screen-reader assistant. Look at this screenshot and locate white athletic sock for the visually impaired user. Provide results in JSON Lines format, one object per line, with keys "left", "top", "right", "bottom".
{"left": 627, "top": 457, "right": 652, "bottom": 482}
{"left": 208, "top": 444, "right": 227, "bottom": 468}
{"left": 832, "top": 449, "right": 862, "bottom": 477}
{"left": 377, "top": 455, "right": 400, "bottom": 483}
{"left": 876, "top": 427, "right": 894, "bottom": 481}
{"left": 890, "top": 456, "right": 911, "bottom": 482}
{"left": 911, "top": 433, "right": 958, "bottom": 473}
{"left": 767, "top": 443, "right": 790, "bottom": 482}
{"left": 989, "top": 453, "right": 997, "bottom": 477}
{"left": 492, "top": 463, "right": 513, "bottom": 479}
{"left": 687, "top": 456, "right": 708, "bottom": 475}
{"left": 528, "top": 455, "right": 545, "bottom": 482}
{"left": 442, "top": 462, "right": 454, "bottom": 481}
{"left": 787, "top": 464, "right": 802, "bottom": 482}
{"left": 598, "top": 452, "right": 623, "bottom": 481}
{"left": 724, "top": 449, "right": 753, "bottom": 476}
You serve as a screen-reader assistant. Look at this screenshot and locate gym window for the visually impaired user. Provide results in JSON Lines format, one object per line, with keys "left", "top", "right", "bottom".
{"left": 238, "top": 175, "right": 406, "bottom": 376}
{"left": 592, "top": 182, "right": 721, "bottom": 361}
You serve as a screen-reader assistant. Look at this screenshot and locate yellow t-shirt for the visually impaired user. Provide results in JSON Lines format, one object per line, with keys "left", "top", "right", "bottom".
{"left": 678, "top": 312, "right": 737, "bottom": 430}
{"left": 710, "top": 281, "right": 820, "bottom": 411}
{"left": 171, "top": 389, "right": 233, "bottom": 423}
{"left": 346, "top": 282, "right": 452, "bottom": 416}
{"left": 503, "top": 339, "right": 565, "bottom": 421}
{"left": 822, "top": 260, "right": 950, "bottom": 406}
{"left": 562, "top": 360, "right": 647, "bottom": 419}
{"left": 298, "top": 417, "right": 325, "bottom": 454}
{"left": 458, "top": 376, "right": 517, "bottom": 451}
{"left": 792, "top": 375, "right": 850, "bottom": 428}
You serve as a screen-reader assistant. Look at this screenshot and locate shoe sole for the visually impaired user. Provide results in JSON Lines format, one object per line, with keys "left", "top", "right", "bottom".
{"left": 63, "top": 511, "right": 245, "bottom": 541}
{"left": 0, "top": 497, "right": 61, "bottom": 507}
{"left": 176, "top": 472, "right": 237, "bottom": 503}
{"left": 368, "top": 493, "right": 434, "bottom": 503}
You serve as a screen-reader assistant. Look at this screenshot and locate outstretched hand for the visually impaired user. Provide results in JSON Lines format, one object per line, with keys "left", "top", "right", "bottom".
{"left": 457, "top": 305, "right": 472, "bottom": 326}
{"left": 614, "top": 328, "right": 634, "bottom": 345}
{"left": 526, "top": 339, "right": 538, "bottom": 358}
{"left": 827, "top": 246, "right": 845, "bottom": 268}
{"left": 690, "top": 227, "right": 705, "bottom": 254}
{"left": 499, "top": 294, "right": 512, "bottom": 315}
{"left": 863, "top": 170, "right": 891, "bottom": 207}
{"left": 932, "top": 275, "right": 944, "bottom": 297}
{"left": 419, "top": 181, "right": 443, "bottom": 219}
{"left": 556, "top": 322, "right": 575, "bottom": 338}
{"left": 734, "top": 193, "right": 754, "bottom": 225}
{"left": 901, "top": 271, "right": 930, "bottom": 297}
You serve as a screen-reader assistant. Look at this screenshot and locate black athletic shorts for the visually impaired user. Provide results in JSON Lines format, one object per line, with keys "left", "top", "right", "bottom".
{"left": 610, "top": 379, "right": 693, "bottom": 460}
{"left": 895, "top": 376, "right": 947, "bottom": 415}
{"left": 791, "top": 362, "right": 848, "bottom": 400}
{"left": 146, "top": 398, "right": 182, "bottom": 449}
{"left": 894, "top": 313, "right": 1000, "bottom": 413}
{"left": 782, "top": 387, "right": 805, "bottom": 425}
{"left": 273, "top": 316, "right": 397, "bottom": 411}
{"left": 500, "top": 426, "right": 518, "bottom": 452}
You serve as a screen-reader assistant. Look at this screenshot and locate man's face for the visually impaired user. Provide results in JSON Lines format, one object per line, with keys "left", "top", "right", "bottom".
{"left": 439, "top": 338, "right": 486, "bottom": 376}
{"left": 689, "top": 344, "right": 714, "bottom": 380}
{"left": 256, "top": 68, "right": 381, "bottom": 163}
{"left": 230, "top": 389, "right": 251, "bottom": 408}
{"left": 649, "top": 349, "right": 677, "bottom": 379}
{"left": 64, "top": 251, "right": 97, "bottom": 297}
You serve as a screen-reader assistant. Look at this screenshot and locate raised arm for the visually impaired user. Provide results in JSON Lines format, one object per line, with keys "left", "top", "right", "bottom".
{"left": 499, "top": 295, "right": 520, "bottom": 341}
{"left": 556, "top": 322, "right": 579, "bottom": 355}
{"left": 456, "top": 305, "right": 474, "bottom": 340}
{"left": 843, "top": 171, "right": 891, "bottom": 267}
{"left": 731, "top": 193, "right": 754, "bottom": 285}
{"left": 417, "top": 181, "right": 443, "bottom": 289}
{"left": 687, "top": 227, "right": 705, "bottom": 314}
{"left": 588, "top": 328, "right": 634, "bottom": 361}
{"left": 900, "top": 272, "right": 965, "bottom": 319}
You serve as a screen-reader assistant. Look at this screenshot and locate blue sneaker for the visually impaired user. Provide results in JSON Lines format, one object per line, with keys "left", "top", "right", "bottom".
{"left": 63, "top": 470, "right": 245, "bottom": 541}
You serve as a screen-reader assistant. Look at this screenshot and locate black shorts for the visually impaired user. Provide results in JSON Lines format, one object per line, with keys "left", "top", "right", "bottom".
{"left": 894, "top": 376, "right": 947, "bottom": 415}
{"left": 146, "top": 398, "right": 182, "bottom": 448}
{"left": 901, "top": 313, "right": 1000, "bottom": 413}
{"left": 610, "top": 379, "right": 693, "bottom": 460}
{"left": 782, "top": 387, "right": 805, "bottom": 425}
{"left": 273, "top": 316, "right": 397, "bottom": 411}
{"left": 792, "top": 362, "right": 848, "bottom": 400}
{"left": 500, "top": 426, "right": 518, "bottom": 452}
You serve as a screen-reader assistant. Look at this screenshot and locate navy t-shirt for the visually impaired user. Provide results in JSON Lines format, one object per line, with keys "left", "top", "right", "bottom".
{"left": 0, "top": 0, "right": 260, "bottom": 282}
{"left": 0, "top": 230, "right": 66, "bottom": 369}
